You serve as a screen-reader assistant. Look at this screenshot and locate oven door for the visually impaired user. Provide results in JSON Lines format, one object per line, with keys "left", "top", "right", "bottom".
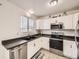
{"left": 50, "top": 39, "right": 63, "bottom": 51}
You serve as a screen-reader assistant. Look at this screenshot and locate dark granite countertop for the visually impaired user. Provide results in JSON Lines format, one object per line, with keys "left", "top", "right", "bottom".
{"left": 63, "top": 35, "right": 79, "bottom": 42}
{"left": 2, "top": 33, "right": 79, "bottom": 49}
{"left": 2, "top": 34, "right": 42, "bottom": 49}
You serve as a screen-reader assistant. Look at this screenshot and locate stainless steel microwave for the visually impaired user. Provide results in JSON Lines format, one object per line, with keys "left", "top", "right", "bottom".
{"left": 51, "top": 23, "right": 63, "bottom": 29}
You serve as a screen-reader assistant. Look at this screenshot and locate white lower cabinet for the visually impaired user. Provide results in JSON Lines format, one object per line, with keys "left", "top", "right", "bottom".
{"left": 41, "top": 37, "right": 49, "bottom": 50}
{"left": 27, "top": 37, "right": 49, "bottom": 59}
{"left": 27, "top": 40, "right": 36, "bottom": 59}
{"left": 63, "top": 40, "right": 77, "bottom": 59}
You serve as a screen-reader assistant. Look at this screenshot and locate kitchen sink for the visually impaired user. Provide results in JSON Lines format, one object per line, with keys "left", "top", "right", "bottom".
{"left": 23, "top": 35, "right": 41, "bottom": 40}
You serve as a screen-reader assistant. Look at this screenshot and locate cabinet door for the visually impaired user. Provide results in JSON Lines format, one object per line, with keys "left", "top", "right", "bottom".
{"left": 71, "top": 41, "right": 77, "bottom": 59}
{"left": 43, "top": 20, "right": 50, "bottom": 29}
{"left": 34, "top": 38, "right": 42, "bottom": 53}
{"left": 63, "top": 40, "right": 77, "bottom": 59}
{"left": 27, "top": 37, "right": 49, "bottom": 59}
{"left": 50, "top": 18, "right": 57, "bottom": 24}
{"left": 65, "top": 15, "right": 72, "bottom": 29}
{"left": 41, "top": 37, "right": 49, "bottom": 50}
{"left": 27, "top": 38, "right": 42, "bottom": 59}
{"left": 36, "top": 20, "right": 41, "bottom": 29}
{"left": 27, "top": 40, "right": 36, "bottom": 59}
{"left": 57, "top": 15, "right": 73, "bottom": 29}
{"left": 64, "top": 15, "right": 73, "bottom": 29}
{"left": 36, "top": 20, "right": 44, "bottom": 29}
{"left": 56, "top": 16, "right": 64, "bottom": 23}
{"left": 35, "top": 37, "right": 49, "bottom": 50}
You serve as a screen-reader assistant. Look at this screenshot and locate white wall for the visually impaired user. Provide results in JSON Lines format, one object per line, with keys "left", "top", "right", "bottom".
{"left": 0, "top": 0, "right": 26, "bottom": 59}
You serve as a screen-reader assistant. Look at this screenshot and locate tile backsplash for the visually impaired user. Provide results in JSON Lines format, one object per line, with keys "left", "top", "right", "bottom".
{"left": 17, "top": 29, "right": 38, "bottom": 36}
{"left": 41, "top": 29, "right": 79, "bottom": 37}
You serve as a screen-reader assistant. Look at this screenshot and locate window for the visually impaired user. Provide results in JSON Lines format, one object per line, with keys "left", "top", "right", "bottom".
{"left": 21, "top": 16, "right": 28, "bottom": 32}
{"left": 29, "top": 18, "right": 36, "bottom": 29}
{"left": 20, "top": 16, "right": 36, "bottom": 32}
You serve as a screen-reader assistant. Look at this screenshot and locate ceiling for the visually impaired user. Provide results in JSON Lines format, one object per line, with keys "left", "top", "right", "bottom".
{"left": 8, "top": 0, "right": 79, "bottom": 17}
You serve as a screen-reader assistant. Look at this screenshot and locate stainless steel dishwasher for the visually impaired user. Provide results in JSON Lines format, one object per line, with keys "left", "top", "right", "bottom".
{"left": 9, "top": 43, "right": 27, "bottom": 59}
{"left": 9, "top": 47, "right": 20, "bottom": 59}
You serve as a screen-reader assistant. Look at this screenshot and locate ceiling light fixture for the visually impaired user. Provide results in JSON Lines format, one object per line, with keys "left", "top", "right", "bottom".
{"left": 26, "top": 12, "right": 31, "bottom": 17}
{"left": 26, "top": 9, "right": 34, "bottom": 17}
{"left": 28, "top": 9, "right": 34, "bottom": 14}
{"left": 48, "top": 0, "right": 58, "bottom": 6}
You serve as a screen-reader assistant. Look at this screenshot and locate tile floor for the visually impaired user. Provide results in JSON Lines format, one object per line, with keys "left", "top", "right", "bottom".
{"left": 40, "top": 49, "right": 69, "bottom": 59}
{"left": 32, "top": 48, "right": 70, "bottom": 59}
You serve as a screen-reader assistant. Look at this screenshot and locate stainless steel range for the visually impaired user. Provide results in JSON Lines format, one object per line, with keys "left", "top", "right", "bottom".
{"left": 50, "top": 31, "right": 64, "bottom": 51}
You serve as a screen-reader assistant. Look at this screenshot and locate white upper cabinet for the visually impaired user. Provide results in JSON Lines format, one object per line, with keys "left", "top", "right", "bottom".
{"left": 62, "top": 15, "right": 73, "bottom": 29}
{"left": 56, "top": 16, "right": 64, "bottom": 23}
{"left": 48, "top": 14, "right": 74, "bottom": 29}
{"left": 43, "top": 20, "right": 50, "bottom": 29}
{"left": 36, "top": 20, "right": 40, "bottom": 29}
{"left": 57, "top": 13, "right": 79, "bottom": 29}
{"left": 49, "top": 18, "right": 57, "bottom": 24}
{"left": 57, "top": 15, "right": 73, "bottom": 29}
{"left": 36, "top": 19, "right": 50, "bottom": 29}
{"left": 36, "top": 13, "right": 79, "bottom": 30}
{"left": 36, "top": 20, "right": 44, "bottom": 29}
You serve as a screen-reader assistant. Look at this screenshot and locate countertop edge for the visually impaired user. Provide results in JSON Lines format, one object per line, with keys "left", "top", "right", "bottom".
{"left": 2, "top": 34, "right": 79, "bottom": 49}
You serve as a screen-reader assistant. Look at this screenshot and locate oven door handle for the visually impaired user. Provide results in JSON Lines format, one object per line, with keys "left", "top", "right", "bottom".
{"left": 50, "top": 38, "right": 63, "bottom": 41}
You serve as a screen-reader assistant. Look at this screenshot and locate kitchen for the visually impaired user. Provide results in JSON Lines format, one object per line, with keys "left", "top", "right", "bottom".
{"left": 0, "top": 0, "right": 79, "bottom": 59}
